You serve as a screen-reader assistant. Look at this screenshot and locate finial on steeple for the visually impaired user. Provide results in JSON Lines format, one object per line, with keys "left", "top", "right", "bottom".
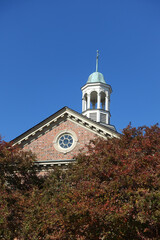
{"left": 96, "top": 50, "right": 99, "bottom": 72}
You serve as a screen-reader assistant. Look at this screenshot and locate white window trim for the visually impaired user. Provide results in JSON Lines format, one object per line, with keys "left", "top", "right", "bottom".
{"left": 53, "top": 130, "right": 78, "bottom": 153}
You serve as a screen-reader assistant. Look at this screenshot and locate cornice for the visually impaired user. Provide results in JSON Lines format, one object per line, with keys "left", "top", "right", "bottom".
{"left": 12, "top": 107, "right": 120, "bottom": 147}
{"left": 81, "top": 82, "right": 112, "bottom": 90}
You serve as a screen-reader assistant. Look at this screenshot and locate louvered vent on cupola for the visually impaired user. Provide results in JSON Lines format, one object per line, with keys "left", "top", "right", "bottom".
{"left": 100, "top": 113, "right": 106, "bottom": 123}
{"left": 89, "top": 112, "right": 97, "bottom": 122}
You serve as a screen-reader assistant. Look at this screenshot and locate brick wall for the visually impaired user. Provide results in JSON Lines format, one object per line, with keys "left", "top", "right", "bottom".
{"left": 23, "top": 119, "right": 97, "bottom": 161}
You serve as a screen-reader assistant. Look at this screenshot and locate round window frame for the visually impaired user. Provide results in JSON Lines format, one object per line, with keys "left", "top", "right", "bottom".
{"left": 54, "top": 130, "right": 78, "bottom": 153}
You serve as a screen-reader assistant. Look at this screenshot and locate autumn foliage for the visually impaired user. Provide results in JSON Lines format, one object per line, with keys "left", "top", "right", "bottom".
{"left": 0, "top": 137, "right": 44, "bottom": 239}
{"left": 0, "top": 124, "right": 160, "bottom": 239}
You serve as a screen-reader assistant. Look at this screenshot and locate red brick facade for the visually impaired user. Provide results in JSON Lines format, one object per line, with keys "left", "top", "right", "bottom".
{"left": 23, "top": 119, "right": 97, "bottom": 162}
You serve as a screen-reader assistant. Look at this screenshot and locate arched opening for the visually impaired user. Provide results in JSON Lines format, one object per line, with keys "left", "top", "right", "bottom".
{"left": 100, "top": 91, "right": 106, "bottom": 110}
{"left": 90, "top": 91, "right": 97, "bottom": 109}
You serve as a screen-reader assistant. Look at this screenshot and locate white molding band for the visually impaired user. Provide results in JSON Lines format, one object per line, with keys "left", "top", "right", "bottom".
{"left": 53, "top": 130, "right": 78, "bottom": 153}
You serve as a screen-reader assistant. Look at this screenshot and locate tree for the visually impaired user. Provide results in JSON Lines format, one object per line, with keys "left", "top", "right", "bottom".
{"left": 1, "top": 125, "right": 160, "bottom": 239}
{"left": 20, "top": 124, "right": 160, "bottom": 240}
{"left": 0, "top": 136, "right": 44, "bottom": 239}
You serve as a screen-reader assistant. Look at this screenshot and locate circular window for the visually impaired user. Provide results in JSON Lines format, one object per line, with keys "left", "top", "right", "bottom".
{"left": 54, "top": 130, "right": 78, "bottom": 153}
{"left": 58, "top": 134, "right": 73, "bottom": 149}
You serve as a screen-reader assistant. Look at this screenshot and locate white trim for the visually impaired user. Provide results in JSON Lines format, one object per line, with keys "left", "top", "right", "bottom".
{"left": 12, "top": 112, "right": 67, "bottom": 146}
{"left": 67, "top": 118, "right": 105, "bottom": 138}
{"left": 12, "top": 108, "right": 119, "bottom": 146}
{"left": 67, "top": 109, "right": 118, "bottom": 138}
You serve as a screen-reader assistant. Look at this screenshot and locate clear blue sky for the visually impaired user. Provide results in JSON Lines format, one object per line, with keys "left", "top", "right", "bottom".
{"left": 0, "top": 0, "right": 160, "bottom": 141}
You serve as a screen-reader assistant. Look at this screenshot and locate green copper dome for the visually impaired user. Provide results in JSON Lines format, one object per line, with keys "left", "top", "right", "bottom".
{"left": 87, "top": 72, "right": 106, "bottom": 84}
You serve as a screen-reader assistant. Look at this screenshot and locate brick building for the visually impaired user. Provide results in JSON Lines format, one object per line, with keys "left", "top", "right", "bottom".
{"left": 12, "top": 52, "right": 119, "bottom": 169}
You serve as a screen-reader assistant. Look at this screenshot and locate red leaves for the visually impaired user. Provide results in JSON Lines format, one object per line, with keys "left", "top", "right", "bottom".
{"left": 0, "top": 136, "right": 44, "bottom": 239}
{"left": 0, "top": 124, "right": 160, "bottom": 239}
{"left": 53, "top": 124, "right": 160, "bottom": 239}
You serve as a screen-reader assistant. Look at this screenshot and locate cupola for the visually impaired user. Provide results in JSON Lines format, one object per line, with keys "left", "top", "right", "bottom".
{"left": 81, "top": 51, "right": 114, "bottom": 129}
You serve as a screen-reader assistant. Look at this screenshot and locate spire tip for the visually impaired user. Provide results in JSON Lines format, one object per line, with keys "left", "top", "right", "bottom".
{"left": 96, "top": 50, "right": 99, "bottom": 72}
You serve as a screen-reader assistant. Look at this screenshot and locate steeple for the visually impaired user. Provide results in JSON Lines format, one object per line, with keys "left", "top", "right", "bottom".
{"left": 81, "top": 51, "right": 114, "bottom": 129}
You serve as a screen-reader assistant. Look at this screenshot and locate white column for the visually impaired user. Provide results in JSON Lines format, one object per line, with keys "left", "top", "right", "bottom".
{"left": 82, "top": 97, "right": 85, "bottom": 112}
{"left": 97, "top": 92, "right": 101, "bottom": 109}
{"left": 85, "top": 98, "right": 87, "bottom": 111}
{"left": 108, "top": 97, "right": 110, "bottom": 112}
{"left": 87, "top": 93, "right": 90, "bottom": 109}
{"left": 105, "top": 91, "right": 109, "bottom": 111}
{"left": 97, "top": 92, "right": 101, "bottom": 122}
